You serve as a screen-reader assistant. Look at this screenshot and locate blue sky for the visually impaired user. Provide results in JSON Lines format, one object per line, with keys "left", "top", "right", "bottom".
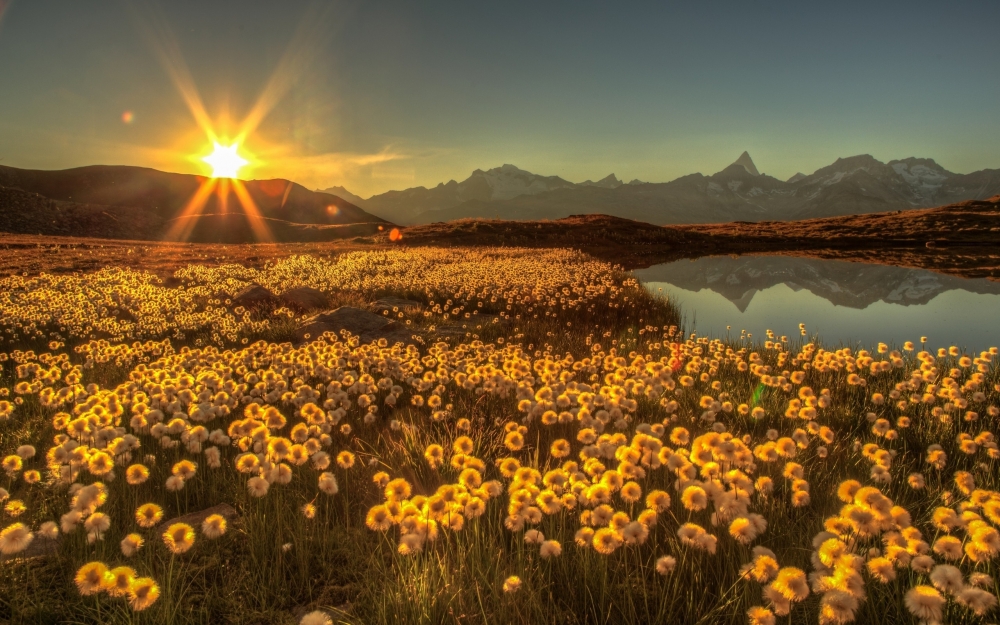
{"left": 0, "top": 0, "right": 998, "bottom": 196}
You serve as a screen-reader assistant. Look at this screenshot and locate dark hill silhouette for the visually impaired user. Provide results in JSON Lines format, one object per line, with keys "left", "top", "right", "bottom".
{"left": 0, "top": 164, "right": 389, "bottom": 242}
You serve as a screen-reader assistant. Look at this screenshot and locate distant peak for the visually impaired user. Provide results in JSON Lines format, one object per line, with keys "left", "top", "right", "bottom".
{"left": 787, "top": 172, "right": 806, "bottom": 184}
{"left": 732, "top": 151, "right": 760, "bottom": 176}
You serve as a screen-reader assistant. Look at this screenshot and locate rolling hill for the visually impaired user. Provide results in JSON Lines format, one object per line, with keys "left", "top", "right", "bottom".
{"left": 0, "top": 164, "right": 388, "bottom": 242}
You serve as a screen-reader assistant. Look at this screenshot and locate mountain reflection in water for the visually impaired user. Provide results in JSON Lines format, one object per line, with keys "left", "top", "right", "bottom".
{"left": 634, "top": 255, "right": 1000, "bottom": 352}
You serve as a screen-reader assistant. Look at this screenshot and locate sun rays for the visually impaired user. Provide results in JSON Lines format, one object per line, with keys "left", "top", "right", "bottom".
{"left": 125, "top": 1, "right": 339, "bottom": 243}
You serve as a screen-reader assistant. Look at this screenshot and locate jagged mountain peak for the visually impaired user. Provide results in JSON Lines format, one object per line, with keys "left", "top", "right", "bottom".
{"left": 580, "top": 173, "right": 623, "bottom": 189}
{"left": 732, "top": 151, "right": 760, "bottom": 176}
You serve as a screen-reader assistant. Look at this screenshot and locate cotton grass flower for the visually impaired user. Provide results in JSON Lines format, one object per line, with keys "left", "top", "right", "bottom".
{"left": 121, "top": 533, "right": 144, "bottom": 556}
{"left": 500, "top": 575, "right": 524, "bottom": 594}
{"left": 247, "top": 476, "right": 270, "bottom": 497}
{"left": 38, "top": 521, "right": 58, "bottom": 540}
{"left": 956, "top": 586, "right": 998, "bottom": 616}
{"left": 106, "top": 566, "right": 136, "bottom": 597}
{"left": 747, "top": 606, "right": 775, "bottom": 625}
{"left": 165, "top": 475, "right": 185, "bottom": 492}
{"left": 135, "top": 503, "right": 163, "bottom": 528}
{"left": 904, "top": 585, "right": 944, "bottom": 622}
{"left": 539, "top": 539, "right": 562, "bottom": 558}
{"left": 366, "top": 505, "right": 393, "bottom": 531}
{"left": 0, "top": 522, "right": 33, "bottom": 554}
{"left": 162, "top": 522, "right": 196, "bottom": 554}
{"left": 932, "top": 535, "right": 963, "bottom": 560}
{"left": 681, "top": 485, "right": 707, "bottom": 512}
{"left": 655, "top": 555, "right": 676, "bottom": 575}
{"left": 318, "top": 472, "right": 339, "bottom": 495}
{"left": 819, "top": 590, "right": 858, "bottom": 625}
{"left": 770, "top": 567, "right": 809, "bottom": 602}
{"left": 929, "top": 564, "right": 964, "bottom": 595}
{"left": 127, "top": 577, "right": 160, "bottom": 611}
{"left": 202, "top": 514, "right": 227, "bottom": 538}
{"left": 75, "top": 561, "right": 111, "bottom": 595}
{"left": 300, "top": 611, "right": 333, "bottom": 625}
{"left": 336, "top": 451, "right": 355, "bottom": 469}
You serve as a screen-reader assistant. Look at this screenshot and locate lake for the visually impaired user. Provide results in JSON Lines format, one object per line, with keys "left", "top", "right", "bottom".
{"left": 634, "top": 255, "right": 1000, "bottom": 354}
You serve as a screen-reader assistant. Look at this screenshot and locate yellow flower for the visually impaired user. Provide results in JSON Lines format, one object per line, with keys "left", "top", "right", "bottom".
{"left": 162, "top": 522, "right": 196, "bottom": 554}
{"left": 128, "top": 577, "right": 160, "bottom": 611}
{"left": 502, "top": 575, "right": 522, "bottom": 593}
{"left": 106, "top": 566, "right": 136, "bottom": 597}
{"left": 75, "top": 561, "right": 112, "bottom": 595}
{"left": 135, "top": 503, "right": 163, "bottom": 528}
{"left": 126, "top": 464, "right": 149, "bottom": 485}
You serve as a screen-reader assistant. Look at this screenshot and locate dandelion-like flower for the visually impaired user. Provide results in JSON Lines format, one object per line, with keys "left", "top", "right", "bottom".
{"left": 121, "top": 533, "right": 144, "bottom": 556}
{"left": 300, "top": 611, "right": 333, "bottom": 625}
{"left": 202, "top": 514, "right": 227, "bottom": 539}
{"left": 904, "top": 585, "right": 944, "bottom": 622}
{"left": 0, "top": 522, "right": 33, "bottom": 554}
{"left": 247, "top": 476, "right": 270, "bottom": 497}
{"left": 502, "top": 575, "right": 522, "bottom": 593}
{"left": 655, "top": 555, "right": 676, "bottom": 575}
{"left": 162, "top": 522, "right": 196, "bottom": 554}
{"left": 539, "top": 539, "right": 562, "bottom": 558}
{"left": 75, "top": 561, "right": 111, "bottom": 595}
{"left": 128, "top": 577, "right": 160, "bottom": 611}
{"left": 135, "top": 503, "right": 163, "bottom": 528}
{"left": 106, "top": 566, "right": 136, "bottom": 597}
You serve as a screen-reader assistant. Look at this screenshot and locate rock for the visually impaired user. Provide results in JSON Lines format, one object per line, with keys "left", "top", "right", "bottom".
{"left": 296, "top": 307, "right": 417, "bottom": 346}
{"left": 372, "top": 297, "right": 421, "bottom": 314}
{"left": 280, "top": 286, "right": 329, "bottom": 311}
{"left": 155, "top": 503, "right": 238, "bottom": 534}
{"left": 232, "top": 284, "right": 278, "bottom": 309}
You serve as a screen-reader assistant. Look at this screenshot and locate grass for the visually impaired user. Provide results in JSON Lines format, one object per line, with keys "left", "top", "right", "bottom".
{"left": 0, "top": 247, "right": 998, "bottom": 625}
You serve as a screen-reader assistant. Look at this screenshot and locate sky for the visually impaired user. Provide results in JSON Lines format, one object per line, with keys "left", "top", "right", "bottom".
{"left": 0, "top": 0, "right": 998, "bottom": 198}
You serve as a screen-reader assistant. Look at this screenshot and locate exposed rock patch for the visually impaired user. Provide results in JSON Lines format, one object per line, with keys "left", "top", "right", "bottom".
{"left": 279, "top": 286, "right": 329, "bottom": 311}
{"left": 296, "top": 307, "right": 416, "bottom": 345}
{"left": 232, "top": 284, "right": 278, "bottom": 309}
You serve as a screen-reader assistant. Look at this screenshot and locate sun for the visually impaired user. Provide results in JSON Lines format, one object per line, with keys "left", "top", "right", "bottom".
{"left": 202, "top": 142, "right": 249, "bottom": 179}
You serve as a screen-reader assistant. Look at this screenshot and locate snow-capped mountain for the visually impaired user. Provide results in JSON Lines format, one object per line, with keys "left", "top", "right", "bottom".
{"left": 319, "top": 153, "right": 1000, "bottom": 225}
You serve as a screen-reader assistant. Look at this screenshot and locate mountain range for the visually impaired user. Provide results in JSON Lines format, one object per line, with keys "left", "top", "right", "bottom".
{"left": 0, "top": 164, "right": 386, "bottom": 242}
{"left": 322, "top": 152, "right": 1000, "bottom": 225}
{"left": 632, "top": 255, "right": 1000, "bottom": 311}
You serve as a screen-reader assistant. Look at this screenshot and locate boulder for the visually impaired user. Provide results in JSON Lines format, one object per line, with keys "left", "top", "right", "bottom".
{"left": 232, "top": 284, "right": 278, "bottom": 309}
{"left": 280, "top": 286, "right": 329, "bottom": 311}
{"left": 296, "top": 307, "right": 417, "bottom": 346}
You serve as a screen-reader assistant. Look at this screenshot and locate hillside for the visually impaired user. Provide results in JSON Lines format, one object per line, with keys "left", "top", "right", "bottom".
{"left": 0, "top": 164, "right": 388, "bottom": 242}
{"left": 386, "top": 195, "right": 1000, "bottom": 280}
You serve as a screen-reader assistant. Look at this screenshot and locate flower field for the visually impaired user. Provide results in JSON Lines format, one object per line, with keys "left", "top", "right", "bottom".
{"left": 0, "top": 247, "right": 997, "bottom": 625}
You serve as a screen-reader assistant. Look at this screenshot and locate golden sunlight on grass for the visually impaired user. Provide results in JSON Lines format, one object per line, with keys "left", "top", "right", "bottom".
{"left": 0, "top": 247, "right": 997, "bottom": 624}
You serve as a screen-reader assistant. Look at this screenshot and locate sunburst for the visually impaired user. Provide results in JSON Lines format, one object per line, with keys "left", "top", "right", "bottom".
{"left": 202, "top": 142, "right": 249, "bottom": 179}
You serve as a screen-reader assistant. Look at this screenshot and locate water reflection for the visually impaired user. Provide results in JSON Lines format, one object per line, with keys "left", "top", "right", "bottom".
{"left": 635, "top": 255, "right": 1000, "bottom": 352}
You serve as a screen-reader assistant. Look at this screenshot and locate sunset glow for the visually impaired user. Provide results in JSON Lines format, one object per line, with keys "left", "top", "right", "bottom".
{"left": 202, "top": 142, "right": 248, "bottom": 179}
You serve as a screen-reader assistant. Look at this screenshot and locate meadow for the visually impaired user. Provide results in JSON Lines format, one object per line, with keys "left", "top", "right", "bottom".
{"left": 0, "top": 247, "right": 997, "bottom": 625}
